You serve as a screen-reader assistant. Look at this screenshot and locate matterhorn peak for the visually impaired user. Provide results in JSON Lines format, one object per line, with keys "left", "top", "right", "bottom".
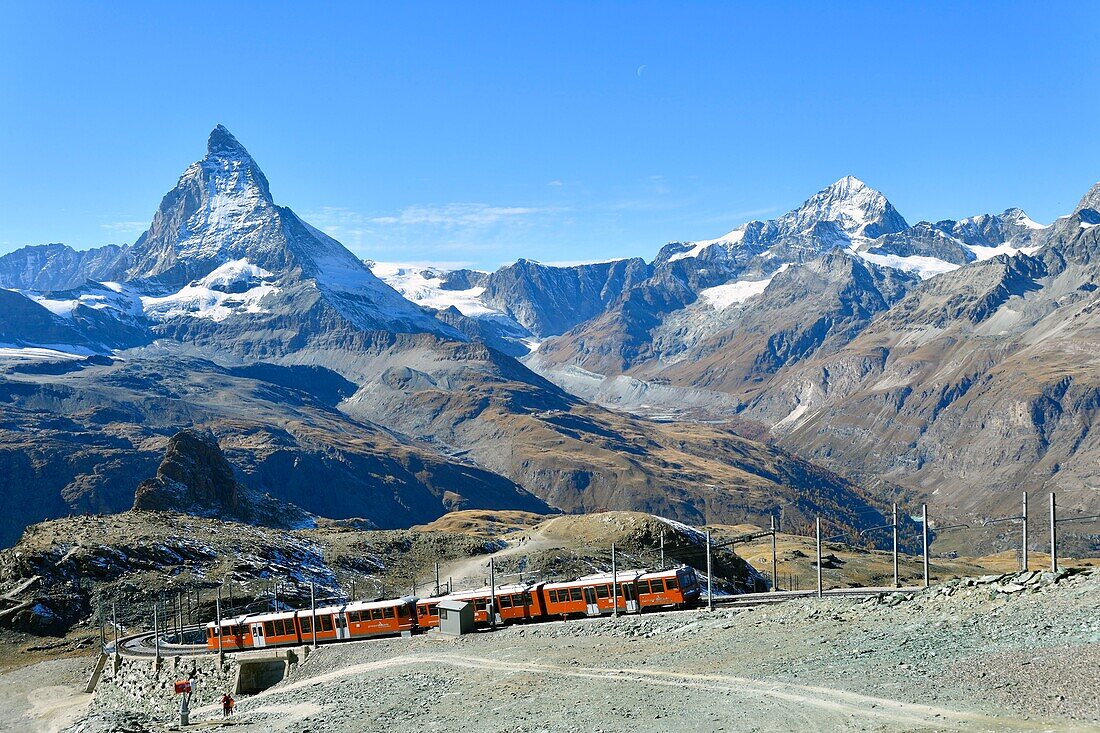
{"left": 1074, "top": 181, "right": 1100, "bottom": 214}
{"left": 206, "top": 124, "right": 248, "bottom": 156}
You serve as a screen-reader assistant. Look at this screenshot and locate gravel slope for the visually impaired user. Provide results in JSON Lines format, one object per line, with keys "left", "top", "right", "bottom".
{"left": 66, "top": 567, "right": 1099, "bottom": 733}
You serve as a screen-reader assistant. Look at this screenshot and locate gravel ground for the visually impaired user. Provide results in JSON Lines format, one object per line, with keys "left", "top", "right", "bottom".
{"left": 46, "top": 568, "right": 1100, "bottom": 732}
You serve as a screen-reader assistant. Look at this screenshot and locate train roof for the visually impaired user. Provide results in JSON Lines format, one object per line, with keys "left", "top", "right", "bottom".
{"left": 415, "top": 581, "right": 539, "bottom": 606}
{"left": 207, "top": 596, "right": 414, "bottom": 628}
{"left": 639, "top": 566, "right": 691, "bottom": 578}
{"left": 545, "top": 569, "right": 646, "bottom": 587}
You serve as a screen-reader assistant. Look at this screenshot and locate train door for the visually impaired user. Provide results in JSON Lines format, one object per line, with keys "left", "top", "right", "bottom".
{"left": 251, "top": 623, "right": 266, "bottom": 648}
{"left": 623, "top": 584, "right": 639, "bottom": 613}
{"left": 334, "top": 614, "right": 350, "bottom": 640}
{"left": 582, "top": 586, "right": 600, "bottom": 616}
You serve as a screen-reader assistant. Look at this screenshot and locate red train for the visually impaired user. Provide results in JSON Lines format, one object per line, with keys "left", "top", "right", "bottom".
{"left": 206, "top": 566, "right": 700, "bottom": 651}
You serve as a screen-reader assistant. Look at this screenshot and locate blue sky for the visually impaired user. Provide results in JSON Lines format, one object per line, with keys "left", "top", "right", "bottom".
{"left": 1, "top": 2, "right": 1098, "bottom": 270}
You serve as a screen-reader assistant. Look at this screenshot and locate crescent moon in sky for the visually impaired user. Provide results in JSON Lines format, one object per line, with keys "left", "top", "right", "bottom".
{"left": 636, "top": 64, "right": 647, "bottom": 77}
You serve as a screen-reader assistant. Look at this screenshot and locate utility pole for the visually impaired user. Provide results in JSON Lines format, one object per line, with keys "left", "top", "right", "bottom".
{"left": 215, "top": 587, "right": 223, "bottom": 664}
{"left": 660, "top": 530, "right": 665, "bottom": 569}
{"left": 489, "top": 557, "right": 497, "bottom": 628}
{"left": 112, "top": 598, "right": 119, "bottom": 653}
{"left": 435, "top": 562, "right": 440, "bottom": 595}
{"left": 611, "top": 543, "right": 619, "bottom": 618}
{"left": 815, "top": 517, "right": 823, "bottom": 598}
{"left": 705, "top": 532, "right": 713, "bottom": 611}
{"left": 153, "top": 601, "right": 160, "bottom": 665}
{"left": 1022, "top": 492, "right": 1029, "bottom": 572}
{"left": 892, "top": 503, "right": 899, "bottom": 589}
{"left": 770, "top": 515, "right": 778, "bottom": 592}
{"left": 921, "top": 504, "right": 930, "bottom": 588}
{"left": 176, "top": 592, "right": 183, "bottom": 638}
{"left": 310, "top": 582, "right": 318, "bottom": 649}
{"left": 1050, "top": 493, "right": 1057, "bottom": 572}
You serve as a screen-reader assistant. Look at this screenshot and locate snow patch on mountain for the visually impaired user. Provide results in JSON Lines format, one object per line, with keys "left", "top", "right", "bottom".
{"left": 16, "top": 282, "right": 144, "bottom": 321}
{"left": 668, "top": 228, "right": 746, "bottom": 263}
{"left": 699, "top": 264, "right": 790, "bottom": 309}
{"left": 965, "top": 242, "right": 1044, "bottom": 262}
{"left": 852, "top": 251, "right": 960, "bottom": 280}
{"left": 369, "top": 262, "right": 497, "bottom": 317}
{"left": 140, "top": 259, "right": 279, "bottom": 323}
{"left": 0, "top": 345, "right": 98, "bottom": 361}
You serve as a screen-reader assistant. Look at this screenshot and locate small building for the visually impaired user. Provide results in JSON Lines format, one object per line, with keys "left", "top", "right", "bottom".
{"left": 437, "top": 599, "right": 475, "bottom": 636}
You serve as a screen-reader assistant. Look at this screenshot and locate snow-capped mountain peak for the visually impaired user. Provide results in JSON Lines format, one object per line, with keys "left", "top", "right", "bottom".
{"left": 1074, "top": 181, "right": 1100, "bottom": 214}
{"left": 661, "top": 175, "right": 907, "bottom": 265}
{"left": 200, "top": 124, "right": 273, "bottom": 204}
{"left": 777, "top": 175, "right": 908, "bottom": 239}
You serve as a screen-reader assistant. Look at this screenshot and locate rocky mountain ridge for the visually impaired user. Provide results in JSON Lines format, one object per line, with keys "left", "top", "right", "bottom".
{"left": 0, "top": 127, "right": 897, "bottom": 549}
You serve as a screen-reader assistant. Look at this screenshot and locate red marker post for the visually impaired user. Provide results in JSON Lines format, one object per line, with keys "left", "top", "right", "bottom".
{"left": 174, "top": 680, "right": 192, "bottom": 724}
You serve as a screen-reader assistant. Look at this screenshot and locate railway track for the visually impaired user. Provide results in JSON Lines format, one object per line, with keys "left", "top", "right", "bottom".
{"left": 111, "top": 586, "right": 917, "bottom": 659}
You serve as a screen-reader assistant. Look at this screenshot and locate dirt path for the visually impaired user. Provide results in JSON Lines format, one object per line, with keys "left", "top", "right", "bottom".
{"left": 0, "top": 657, "right": 92, "bottom": 733}
{"left": 234, "top": 652, "right": 1052, "bottom": 731}
{"left": 435, "top": 527, "right": 562, "bottom": 587}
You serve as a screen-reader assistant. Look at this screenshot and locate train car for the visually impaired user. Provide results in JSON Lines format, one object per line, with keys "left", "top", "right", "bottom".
{"left": 205, "top": 598, "right": 416, "bottom": 651}
{"left": 416, "top": 582, "right": 545, "bottom": 629}
{"left": 637, "top": 566, "right": 701, "bottom": 610}
{"left": 542, "top": 570, "right": 646, "bottom": 618}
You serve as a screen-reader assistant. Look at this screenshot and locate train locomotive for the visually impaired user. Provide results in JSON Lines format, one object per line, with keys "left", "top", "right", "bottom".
{"left": 206, "top": 566, "right": 700, "bottom": 652}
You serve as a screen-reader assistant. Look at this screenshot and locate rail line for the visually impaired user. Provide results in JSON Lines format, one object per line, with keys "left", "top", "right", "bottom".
{"left": 110, "top": 586, "right": 916, "bottom": 659}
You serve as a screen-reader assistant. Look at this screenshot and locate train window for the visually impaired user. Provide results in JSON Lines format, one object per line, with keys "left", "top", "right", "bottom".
{"left": 499, "top": 595, "right": 512, "bottom": 608}
{"left": 397, "top": 605, "right": 407, "bottom": 617}
{"left": 371, "top": 608, "right": 384, "bottom": 620}
{"left": 384, "top": 607, "right": 395, "bottom": 619}
{"left": 548, "top": 590, "right": 558, "bottom": 603}
{"left": 320, "top": 615, "right": 334, "bottom": 632}
{"left": 512, "top": 594, "right": 525, "bottom": 606}
{"left": 429, "top": 605, "right": 439, "bottom": 617}
{"left": 595, "top": 585, "right": 609, "bottom": 598}
{"left": 523, "top": 592, "right": 533, "bottom": 605}
{"left": 569, "top": 588, "right": 582, "bottom": 602}
{"left": 263, "top": 621, "right": 276, "bottom": 637}
{"left": 474, "top": 599, "right": 486, "bottom": 610}
{"left": 300, "top": 616, "right": 312, "bottom": 634}
{"left": 665, "top": 577, "right": 678, "bottom": 590}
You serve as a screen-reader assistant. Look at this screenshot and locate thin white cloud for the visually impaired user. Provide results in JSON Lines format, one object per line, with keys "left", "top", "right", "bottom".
{"left": 369, "top": 203, "right": 543, "bottom": 228}
{"left": 99, "top": 221, "right": 147, "bottom": 233}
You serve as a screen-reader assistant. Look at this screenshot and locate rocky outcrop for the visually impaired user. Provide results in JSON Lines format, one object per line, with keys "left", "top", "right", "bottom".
{"left": 480, "top": 257, "right": 651, "bottom": 337}
{"left": 133, "top": 430, "right": 261, "bottom": 520}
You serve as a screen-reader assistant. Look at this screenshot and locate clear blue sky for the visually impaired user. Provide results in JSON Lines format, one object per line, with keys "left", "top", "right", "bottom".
{"left": 2, "top": 2, "right": 1098, "bottom": 270}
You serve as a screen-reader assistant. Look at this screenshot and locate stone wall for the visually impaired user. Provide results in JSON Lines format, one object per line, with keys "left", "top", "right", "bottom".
{"left": 94, "top": 653, "right": 237, "bottom": 721}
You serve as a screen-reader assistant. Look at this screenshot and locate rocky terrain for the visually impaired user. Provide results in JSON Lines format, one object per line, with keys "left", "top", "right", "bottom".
{"left": 0, "top": 509, "right": 757, "bottom": 641}
{"left": 22, "top": 566, "right": 1097, "bottom": 733}
{"left": 0, "top": 126, "right": 906, "bottom": 550}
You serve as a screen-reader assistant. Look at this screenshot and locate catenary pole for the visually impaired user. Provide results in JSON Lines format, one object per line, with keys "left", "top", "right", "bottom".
{"left": 705, "top": 531, "right": 713, "bottom": 611}
{"left": 1022, "top": 492, "right": 1029, "bottom": 572}
{"left": 612, "top": 543, "right": 619, "bottom": 618}
{"left": 892, "top": 503, "right": 899, "bottom": 589}
{"left": 153, "top": 601, "right": 160, "bottom": 664}
{"left": 770, "top": 514, "right": 778, "bottom": 592}
{"left": 921, "top": 504, "right": 930, "bottom": 588}
{"left": 310, "top": 582, "right": 318, "bottom": 649}
{"left": 489, "top": 557, "right": 497, "bottom": 629}
{"left": 1050, "top": 493, "right": 1057, "bottom": 572}
{"left": 815, "top": 517, "right": 823, "bottom": 598}
{"left": 660, "top": 530, "right": 665, "bottom": 570}
{"left": 216, "top": 587, "right": 223, "bottom": 664}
